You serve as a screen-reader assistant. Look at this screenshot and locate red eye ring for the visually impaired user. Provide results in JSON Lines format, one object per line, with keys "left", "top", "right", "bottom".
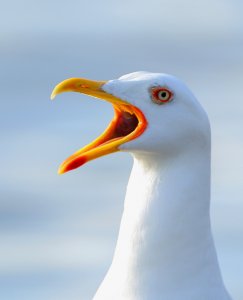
{"left": 151, "top": 87, "right": 173, "bottom": 105}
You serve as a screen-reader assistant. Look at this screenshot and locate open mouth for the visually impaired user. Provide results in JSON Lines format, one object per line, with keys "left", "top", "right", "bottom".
{"left": 96, "top": 106, "right": 139, "bottom": 146}
{"left": 51, "top": 77, "right": 147, "bottom": 174}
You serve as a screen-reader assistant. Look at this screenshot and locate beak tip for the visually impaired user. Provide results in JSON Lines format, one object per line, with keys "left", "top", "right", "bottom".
{"left": 58, "top": 166, "right": 66, "bottom": 175}
{"left": 58, "top": 157, "right": 87, "bottom": 175}
{"left": 50, "top": 91, "right": 57, "bottom": 100}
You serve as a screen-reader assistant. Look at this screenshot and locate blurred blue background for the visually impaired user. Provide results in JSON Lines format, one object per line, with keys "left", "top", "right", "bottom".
{"left": 1, "top": 0, "right": 243, "bottom": 299}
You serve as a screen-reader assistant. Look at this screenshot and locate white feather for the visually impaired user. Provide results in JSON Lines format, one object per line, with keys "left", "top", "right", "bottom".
{"left": 94, "top": 72, "right": 232, "bottom": 300}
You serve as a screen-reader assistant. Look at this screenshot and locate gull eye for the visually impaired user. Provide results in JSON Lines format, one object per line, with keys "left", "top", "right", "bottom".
{"left": 151, "top": 87, "right": 173, "bottom": 105}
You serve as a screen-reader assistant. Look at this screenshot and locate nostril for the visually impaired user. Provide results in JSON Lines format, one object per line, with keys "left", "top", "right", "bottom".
{"left": 78, "top": 84, "right": 89, "bottom": 88}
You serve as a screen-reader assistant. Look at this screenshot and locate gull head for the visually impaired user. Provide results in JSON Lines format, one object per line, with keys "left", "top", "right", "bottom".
{"left": 51, "top": 71, "right": 210, "bottom": 174}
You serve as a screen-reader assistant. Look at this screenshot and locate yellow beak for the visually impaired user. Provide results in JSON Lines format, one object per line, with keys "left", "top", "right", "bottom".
{"left": 51, "top": 77, "right": 147, "bottom": 174}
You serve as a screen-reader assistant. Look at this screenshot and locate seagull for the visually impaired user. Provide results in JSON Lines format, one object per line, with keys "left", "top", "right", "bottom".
{"left": 51, "top": 72, "right": 232, "bottom": 300}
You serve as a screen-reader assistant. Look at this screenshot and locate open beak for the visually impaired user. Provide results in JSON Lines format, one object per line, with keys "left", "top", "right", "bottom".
{"left": 51, "top": 77, "right": 147, "bottom": 174}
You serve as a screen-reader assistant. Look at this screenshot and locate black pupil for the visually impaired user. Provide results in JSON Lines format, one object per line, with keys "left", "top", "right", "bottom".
{"left": 160, "top": 91, "right": 167, "bottom": 98}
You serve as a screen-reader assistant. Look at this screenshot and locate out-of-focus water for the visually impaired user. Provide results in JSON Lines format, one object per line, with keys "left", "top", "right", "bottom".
{"left": 1, "top": 1, "right": 243, "bottom": 299}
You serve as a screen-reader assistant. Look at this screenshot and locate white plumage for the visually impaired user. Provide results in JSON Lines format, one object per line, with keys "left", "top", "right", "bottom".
{"left": 52, "top": 72, "right": 232, "bottom": 300}
{"left": 94, "top": 72, "right": 231, "bottom": 300}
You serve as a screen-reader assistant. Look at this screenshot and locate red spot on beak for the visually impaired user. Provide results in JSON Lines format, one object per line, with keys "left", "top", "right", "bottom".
{"left": 59, "top": 156, "right": 87, "bottom": 174}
